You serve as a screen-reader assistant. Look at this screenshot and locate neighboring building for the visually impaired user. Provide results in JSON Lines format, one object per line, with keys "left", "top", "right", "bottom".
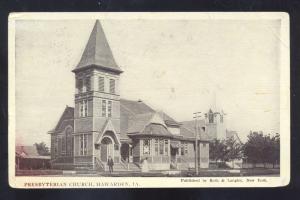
{"left": 226, "top": 130, "right": 242, "bottom": 144}
{"left": 204, "top": 109, "right": 242, "bottom": 143}
{"left": 205, "top": 109, "right": 227, "bottom": 140}
{"left": 16, "top": 145, "right": 50, "bottom": 170}
{"left": 48, "top": 20, "right": 210, "bottom": 171}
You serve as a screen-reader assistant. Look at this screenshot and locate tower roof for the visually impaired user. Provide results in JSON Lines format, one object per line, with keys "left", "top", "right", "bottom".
{"left": 73, "top": 20, "right": 123, "bottom": 73}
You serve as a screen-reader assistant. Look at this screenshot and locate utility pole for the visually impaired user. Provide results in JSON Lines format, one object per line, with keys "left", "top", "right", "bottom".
{"left": 193, "top": 112, "right": 201, "bottom": 176}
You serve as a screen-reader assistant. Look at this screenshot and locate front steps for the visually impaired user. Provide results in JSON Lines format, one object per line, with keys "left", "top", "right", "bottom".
{"left": 97, "top": 162, "right": 141, "bottom": 172}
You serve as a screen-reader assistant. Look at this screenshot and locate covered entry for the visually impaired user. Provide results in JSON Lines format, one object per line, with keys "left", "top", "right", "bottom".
{"left": 170, "top": 140, "right": 180, "bottom": 163}
{"left": 100, "top": 136, "right": 114, "bottom": 162}
{"left": 96, "top": 129, "right": 121, "bottom": 163}
{"left": 120, "top": 143, "right": 133, "bottom": 162}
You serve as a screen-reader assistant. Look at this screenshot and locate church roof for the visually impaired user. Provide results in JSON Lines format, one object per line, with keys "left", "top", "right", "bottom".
{"left": 140, "top": 124, "right": 173, "bottom": 137}
{"left": 120, "top": 99, "right": 154, "bottom": 115}
{"left": 49, "top": 99, "right": 211, "bottom": 141}
{"left": 73, "top": 20, "right": 122, "bottom": 74}
{"left": 48, "top": 106, "right": 74, "bottom": 134}
{"left": 180, "top": 120, "right": 211, "bottom": 141}
{"left": 157, "top": 111, "right": 180, "bottom": 126}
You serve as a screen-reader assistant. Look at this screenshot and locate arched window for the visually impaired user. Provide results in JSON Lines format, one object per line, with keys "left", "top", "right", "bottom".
{"left": 65, "top": 127, "right": 73, "bottom": 156}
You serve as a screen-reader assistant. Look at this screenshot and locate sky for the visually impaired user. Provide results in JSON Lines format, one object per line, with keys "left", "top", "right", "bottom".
{"left": 15, "top": 19, "right": 282, "bottom": 146}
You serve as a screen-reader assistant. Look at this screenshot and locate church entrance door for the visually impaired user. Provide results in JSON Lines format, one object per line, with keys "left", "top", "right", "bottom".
{"left": 100, "top": 137, "right": 114, "bottom": 162}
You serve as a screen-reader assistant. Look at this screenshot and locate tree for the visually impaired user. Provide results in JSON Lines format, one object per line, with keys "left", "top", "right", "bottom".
{"left": 243, "top": 131, "right": 280, "bottom": 168}
{"left": 209, "top": 137, "right": 243, "bottom": 168}
{"left": 270, "top": 133, "right": 280, "bottom": 167}
{"left": 243, "top": 131, "right": 265, "bottom": 164}
{"left": 223, "top": 136, "right": 243, "bottom": 167}
{"left": 34, "top": 142, "right": 50, "bottom": 156}
{"left": 209, "top": 139, "right": 227, "bottom": 163}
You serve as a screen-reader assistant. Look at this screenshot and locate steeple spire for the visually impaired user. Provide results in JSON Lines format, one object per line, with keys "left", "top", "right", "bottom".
{"left": 73, "top": 20, "right": 123, "bottom": 74}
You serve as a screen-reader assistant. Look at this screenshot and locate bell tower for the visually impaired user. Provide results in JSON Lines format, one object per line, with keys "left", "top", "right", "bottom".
{"left": 205, "top": 109, "right": 226, "bottom": 140}
{"left": 72, "top": 20, "right": 123, "bottom": 165}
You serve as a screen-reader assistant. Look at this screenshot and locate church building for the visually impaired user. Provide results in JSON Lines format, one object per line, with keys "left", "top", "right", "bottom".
{"left": 49, "top": 20, "right": 213, "bottom": 172}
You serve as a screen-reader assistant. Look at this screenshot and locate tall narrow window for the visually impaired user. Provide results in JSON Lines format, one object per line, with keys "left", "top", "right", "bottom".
{"left": 80, "top": 135, "right": 84, "bottom": 155}
{"left": 84, "top": 134, "right": 87, "bottom": 155}
{"left": 84, "top": 100, "right": 88, "bottom": 117}
{"left": 109, "top": 79, "right": 115, "bottom": 94}
{"left": 66, "top": 128, "right": 73, "bottom": 156}
{"left": 80, "top": 134, "right": 88, "bottom": 155}
{"left": 143, "top": 139, "right": 150, "bottom": 155}
{"left": 98, "top": 76, "right": 104, "bottom": 92}
{"left": 154, "top": 139, "right": 159, "bottom": 155}
{"left": 55, "top": 137, "right": 58, "bottom": 156}
{"left": 79, "top": 102, "right": 84, "bottom": 117}
{"left": 61, "top": 137, "right": 66, "bottom": 155}
{"left": 220, "top": 114, "right": 223, "bottom": 123}
{"left": 159, "top": 139, "right": 164, "bottom": 155}
{"left": 80, "top": 100, "right": 87, "bottom": 117}
{"left": 102, "top": 100, "right": 106, "bottom": 117}
{"left": 85, "top": 77, "right": 91, "bottom": 92}
{"left": 77, "top": 79, "right": 83, "bottom": 93}
{"left": 164, "top": 140, "right": 169, "bottom": 156}
{"left": 108, "top": 101, "right": 112, "bottom": 117}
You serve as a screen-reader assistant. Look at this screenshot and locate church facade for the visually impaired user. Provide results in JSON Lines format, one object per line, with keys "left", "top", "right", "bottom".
{"left": 49, "top": 20, "right": 217, "bottom": 172}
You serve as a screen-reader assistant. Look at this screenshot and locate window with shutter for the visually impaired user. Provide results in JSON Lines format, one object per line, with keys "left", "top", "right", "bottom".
{"left": 108, "top": 101, "right": 112, "bottom": 117}
{"left": 80, "top": 134, "right": 88, "bottom": 156}
{"left": 109, "top": 79, "right": 115, "bottom": 94}
{"left": 102, "top": 100, "right": 106, "bottom": 117}
{"left": 98, "top": 76, "right": 104, "bottom": 92}
{"left": 159, "top": 139, "right": 164, "bottom": 155}
{"left": 85, "top": 77, "right": 91, "bottom": 92}
{"left": 77, "top": 79, "right": 83, "bottom": 93}
{"left": 84, "top": 100, "right": 88, "bottom": 117}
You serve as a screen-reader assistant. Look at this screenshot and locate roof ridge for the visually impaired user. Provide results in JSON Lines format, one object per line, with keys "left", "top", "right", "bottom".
{"left": 139, "top": 112, "right": 155, "bottom": 134}
{"left": 181, "top": 125, "right": 195, "bottom": 135}
{"left": 120, "top": 103, "right": 137, "bottom": 116}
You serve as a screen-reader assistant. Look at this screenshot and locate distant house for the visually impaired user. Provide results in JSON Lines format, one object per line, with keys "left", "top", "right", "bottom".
{"left": 15, "top": 145, "right": 50, "bottom": 170}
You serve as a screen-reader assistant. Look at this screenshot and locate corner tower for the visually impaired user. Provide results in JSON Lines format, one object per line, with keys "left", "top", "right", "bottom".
{"left": 72, "top": 20, "right": 123, "bottom": 166}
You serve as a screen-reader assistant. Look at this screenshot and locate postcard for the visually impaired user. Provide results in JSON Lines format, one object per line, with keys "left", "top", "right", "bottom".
{"left": 8, "top": 12, "right": 290, "bottom": 188}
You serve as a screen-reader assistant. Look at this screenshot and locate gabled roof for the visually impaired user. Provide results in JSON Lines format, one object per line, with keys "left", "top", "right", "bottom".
{"left": 120, "top": 99, "right": 154, "bottom": 115}
{"left": 49, "top": 99, "right": 211, "bottom": 141}
{"left": 73, "top": 20, "right": 122, "bottom": 74}
{"left": 49, "top": 106, "right": 74, "bottom": 134}
{"left": 180, "top": 120, "right": 211, "bottom": 141}
{"left": 157, "top": 111, "right": 180, "bottom": 126}
{"left": 120, "top": 99, "right": 174, "bottom": 137}
{"left": 127, "top": 113, "right": 154, "bottom": 134}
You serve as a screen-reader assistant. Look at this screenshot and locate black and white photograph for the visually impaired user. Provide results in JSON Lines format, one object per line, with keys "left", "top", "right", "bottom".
{"left": 8, "top": 12, "right": 290, "bottom": 188}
